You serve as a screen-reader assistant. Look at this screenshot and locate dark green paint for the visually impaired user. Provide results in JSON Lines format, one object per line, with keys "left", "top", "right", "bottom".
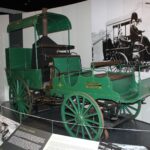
{"left": 7, "top": 12, "right": 71, "bottom": 35}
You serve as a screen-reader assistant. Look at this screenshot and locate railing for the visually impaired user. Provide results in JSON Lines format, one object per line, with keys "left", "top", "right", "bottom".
{"left": 0, "top": 101, "right": 150, "bottom": 148}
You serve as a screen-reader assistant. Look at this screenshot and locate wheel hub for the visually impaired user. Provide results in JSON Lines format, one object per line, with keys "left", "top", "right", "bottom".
{"left": 76, "top": 115, "right": 84, "bottom": 124}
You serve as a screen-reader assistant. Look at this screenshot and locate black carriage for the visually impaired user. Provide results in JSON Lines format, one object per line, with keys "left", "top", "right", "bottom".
{"left": 103, "top": 16, "right": 150, "bottom": 69}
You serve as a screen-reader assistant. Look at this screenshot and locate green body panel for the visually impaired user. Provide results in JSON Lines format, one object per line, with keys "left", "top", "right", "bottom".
{"left": 7, "top": 12, "right": 71, "bottom": 34}
{"left": 110, "top": 72, "right": 140, "bottom": 103}
{"left": 6, "top": 69, "right": 43, "bottom": 89}
{"left": 50, "top": 74, "right": 121, "bottom": 102}
{"left": 6, "top": 48, "right": 32, "bottom": 69}
{"left": 5, "top": 47, "right": 43, "bottom": 89}
{"left": 50, "top": 56, "right": 141, "bottom": 104}
{"left": 112, "top": 73, "right": 134, "bottom": 94}
{"left": 52, "top": 55, "right": 82, "bottom": 75}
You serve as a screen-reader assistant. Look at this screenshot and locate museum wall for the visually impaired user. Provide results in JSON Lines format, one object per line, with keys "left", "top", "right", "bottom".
{"left": 137, "top": 96, "right": 150, "bottom": 123}
{"left": 136, "top": 72, "right": 150, "bottom": 123}
{"left": 0, "top": 15, "right": 9, "bottom": 101}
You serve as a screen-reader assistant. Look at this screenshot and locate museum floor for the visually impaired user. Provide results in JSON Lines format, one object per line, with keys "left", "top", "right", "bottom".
{"left": 1, "top": 101, "right": 150, "bottom": 149}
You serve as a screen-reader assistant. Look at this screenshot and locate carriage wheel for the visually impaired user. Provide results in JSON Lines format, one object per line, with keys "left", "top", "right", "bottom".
{"left": 110, "top": 52, "right": 129, "bottom": 72}
{"left": 9, "top": 77, "right": 32, "bottom": 118}
{"left": 117, "top": 101, "right": 141, "bottom": 119}
{"left": 61, "top": 92, "right": 104, "bottom": 140}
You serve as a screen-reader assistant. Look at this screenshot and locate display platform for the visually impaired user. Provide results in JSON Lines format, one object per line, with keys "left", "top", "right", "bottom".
{"left": 0, "top": 124, "right": 149, "bottom": 150}
{"left": 24, "top": 105, "right": 150, "bottom": 148}
{"left": 1, "top": 102, "right": 150, "bottom": 149}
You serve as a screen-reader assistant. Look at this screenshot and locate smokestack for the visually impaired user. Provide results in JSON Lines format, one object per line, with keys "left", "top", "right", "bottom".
{"left": 42, "top": 8, "right": 48, "bottom": 36}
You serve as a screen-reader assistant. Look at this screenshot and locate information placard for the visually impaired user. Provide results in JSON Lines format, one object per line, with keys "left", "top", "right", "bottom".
{"left": 1, "top": 125, "right": 51, "bottom": 150}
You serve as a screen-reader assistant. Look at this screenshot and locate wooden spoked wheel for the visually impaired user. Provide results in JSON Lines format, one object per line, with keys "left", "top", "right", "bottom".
{"left": 117, "top": 101, "right": 141, "bottom": 119}
{"left": 9, "top": 77, "right": 32, "bottom": 119}
{"left": 61, "top": 92, "right": 104, "bottom": 140}
{"left": 110, "top": 52, "right": 129, "bottom": 72}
